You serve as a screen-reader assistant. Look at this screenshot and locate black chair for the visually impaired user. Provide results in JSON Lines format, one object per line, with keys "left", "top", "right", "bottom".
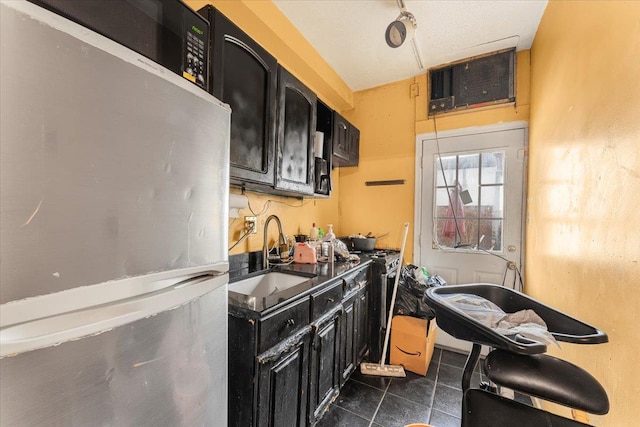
{"left": 425, "top": 284, "right": 609, "bottom": 427}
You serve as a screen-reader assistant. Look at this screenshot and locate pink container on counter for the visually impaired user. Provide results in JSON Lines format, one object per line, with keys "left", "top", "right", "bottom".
{"left": 293, "top": 243, "right": 317, "bottom": 264}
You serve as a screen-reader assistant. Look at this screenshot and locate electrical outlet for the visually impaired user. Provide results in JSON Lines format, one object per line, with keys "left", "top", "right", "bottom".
{"left": 245, "top": 216, "right": 257, "bottom": 234}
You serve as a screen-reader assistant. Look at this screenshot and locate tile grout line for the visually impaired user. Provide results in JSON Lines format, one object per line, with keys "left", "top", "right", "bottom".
{"left": 432, "top": 347, "right": 467, "bottom": 422}
{"left": 427, "top": 349, "right": 442, "bottom": 420}
{"left": 367, "top": 378, "right": 391, "bottom": 427}
{"left": 327, "top": 404, "right": 374, "bottom": 425}
{"left": 432, "top": 383, "right": 465, "bottom": 419}
{"left": 429, "top": 350, "right": 442, "bottom": 412}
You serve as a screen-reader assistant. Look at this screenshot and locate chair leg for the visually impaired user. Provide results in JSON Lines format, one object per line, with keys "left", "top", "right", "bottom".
{"left": 462, "top": 343, "right": 482, "bottom": 391}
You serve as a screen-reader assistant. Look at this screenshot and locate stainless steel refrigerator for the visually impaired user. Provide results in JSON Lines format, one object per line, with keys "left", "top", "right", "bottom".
{"left": 0, "top": 1, "right": 230, "bottom": 425}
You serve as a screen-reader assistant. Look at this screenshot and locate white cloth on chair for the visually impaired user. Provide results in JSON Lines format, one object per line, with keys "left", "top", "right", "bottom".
{"left": 441, "top": 293, "right": 559, "bottom": 347}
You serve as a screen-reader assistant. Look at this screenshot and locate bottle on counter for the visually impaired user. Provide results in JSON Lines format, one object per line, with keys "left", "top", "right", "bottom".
{"left": 324, "top": 224, "right": 335, "bottom": 241}
{"left": 310, "top": 222, "right": 319, "bottom": 241}
{"left": 322, "top": 224, "right": 336, "bottom": 263}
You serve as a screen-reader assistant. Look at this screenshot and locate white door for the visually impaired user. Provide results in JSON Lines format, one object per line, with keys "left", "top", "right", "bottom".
{"left": 415, "top": 124, "right": 527, "bottom": 351}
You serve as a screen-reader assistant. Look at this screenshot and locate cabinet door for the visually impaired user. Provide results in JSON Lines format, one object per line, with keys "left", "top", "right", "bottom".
{"left": 345, "top": 125, "right": 360, "bottom": 167}
{"left": 356, "top": 286, "right": 369, "bottom": 363}
{"left": 257, "top": 328, "right": 311, "bottom": 427}
{"left": 339, "top": 293, "right": 357, "bottom": 386}
{"left": 332, "top": 112, "right": 350, "bottom": 165}
{"left": 308, "top": 308, "right": 341, "bottom": 424}
{"left": 205, "top": 7, "right": 277, "bottom": 186}
{"left": 275, "top": 67, "right": 317, "bottom": 195}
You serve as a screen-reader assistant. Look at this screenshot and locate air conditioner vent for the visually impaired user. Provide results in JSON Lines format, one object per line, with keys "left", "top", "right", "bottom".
{"left": 429, "top": 49, "right": 515, "bottom": 115}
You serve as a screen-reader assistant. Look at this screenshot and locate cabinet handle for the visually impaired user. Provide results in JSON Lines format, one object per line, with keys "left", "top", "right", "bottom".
{"left": 326, "top": 298, "right": 335, "bottom": 303}
{"left": 286, "top": 318, "right": 296, "bottom": 327}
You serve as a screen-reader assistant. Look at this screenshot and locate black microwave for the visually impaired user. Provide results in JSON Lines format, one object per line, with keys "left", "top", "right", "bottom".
{"left": 29, "top": 0, "right": 209, "bottom": 91}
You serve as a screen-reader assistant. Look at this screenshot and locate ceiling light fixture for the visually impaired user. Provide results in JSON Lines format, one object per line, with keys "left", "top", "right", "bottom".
{"left": 385, "top": 0, "right": 424, "bottom": 70}
{"left": 385, "top": 10, "right": 416, "bottom": 49}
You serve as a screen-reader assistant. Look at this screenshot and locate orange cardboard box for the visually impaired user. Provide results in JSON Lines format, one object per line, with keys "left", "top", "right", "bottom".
{"left": 389, "top": 315, "right": 438, "bottom": 376}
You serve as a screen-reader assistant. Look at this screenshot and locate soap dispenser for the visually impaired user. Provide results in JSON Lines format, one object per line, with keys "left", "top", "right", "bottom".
{"left": 324, "top": 224, "right": 335, "bottom": 241}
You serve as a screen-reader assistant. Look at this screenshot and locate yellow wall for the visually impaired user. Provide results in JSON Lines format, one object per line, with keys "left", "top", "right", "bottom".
{"left": 192, "top": 1, "right": 637, "bottom": 424}
{"left": 341, "top": 51, "right": 531, "bottom": 261}
{"left": 186, "top": 0, "right": 531, "bottom": 259}
{"left": 339, "top": 78, "right": 418, "bottom": 254}
{"left": 227, "top": 187, "right": 339, "bottom": 254}
{"left": 527, "top": 1, "right": 640, "bottom": 425}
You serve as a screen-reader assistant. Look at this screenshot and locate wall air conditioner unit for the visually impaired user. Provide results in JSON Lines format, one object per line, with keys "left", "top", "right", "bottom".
{"left": 429, "top": 48, "right": 515, "bottom": 115}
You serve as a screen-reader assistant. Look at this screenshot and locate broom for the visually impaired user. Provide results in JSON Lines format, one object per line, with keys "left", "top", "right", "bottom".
{"left": 360, "top": 222, "right": 410, "bottom": 378}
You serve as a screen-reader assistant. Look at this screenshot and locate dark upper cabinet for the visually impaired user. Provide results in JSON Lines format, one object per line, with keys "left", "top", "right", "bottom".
{"left": 332, "top": 113, "right": 350, "bottom": 165}
{"left": 332, "top": 112, "right": 359, "bottom": 167}
{"left": 347, "top": 125, "right": 360, "bottom": 167}
{"left": 199, "top": 6, "right": 277, "bottom": 186}
{"left": 275, "top": 67, "right": 317, "bottom": 195}
{"left": 314, "top": 100, "right": 333, "bottom": 196}
{"left": 200, "top": 5, "right": 358, "bottom": 195}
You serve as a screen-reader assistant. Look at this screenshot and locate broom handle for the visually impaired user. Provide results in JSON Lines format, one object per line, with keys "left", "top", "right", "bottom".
{"left": 379, "top": 222, "right": 410, "bottom": 367}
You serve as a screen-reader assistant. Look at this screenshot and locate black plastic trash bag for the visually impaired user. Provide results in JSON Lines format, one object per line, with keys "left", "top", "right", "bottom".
{"left": 391, "top": 264, "right": 445, "bottom": 319}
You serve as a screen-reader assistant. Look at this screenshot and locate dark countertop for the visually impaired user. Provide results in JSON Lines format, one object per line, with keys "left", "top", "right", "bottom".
{"left": 228, "top": 256, "right": 373, "bottom": 316}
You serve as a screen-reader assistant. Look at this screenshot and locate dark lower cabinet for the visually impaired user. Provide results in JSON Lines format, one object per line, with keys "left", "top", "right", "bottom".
{"left": 339, "top": 291, "right": 357, "bottom": 386}
{"left": 339, "top": 264, "right": 370, "bottom": 387}
{"left": 228, "top": 263, "right": 371, "bottom": 427}
{"left": 356, "top": 285, "right": 369, "bottom": 362}
{"left": 228, "top": 296, "right": 311, "bottom": 427}
{"left": 308, "top": 306, "right": 342, "bottom": 425}
{"left": 257, "top": 327, "right": 312, "bottom": 427}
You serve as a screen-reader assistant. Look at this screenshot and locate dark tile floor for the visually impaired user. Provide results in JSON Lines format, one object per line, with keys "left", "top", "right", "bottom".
{"left": 317, "top": 347, "right": 480, "bottom": 427}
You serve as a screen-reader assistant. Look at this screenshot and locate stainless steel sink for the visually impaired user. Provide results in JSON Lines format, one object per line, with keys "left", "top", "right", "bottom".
{"left": 229, "top": 272, "right": 312, "bottom": 298}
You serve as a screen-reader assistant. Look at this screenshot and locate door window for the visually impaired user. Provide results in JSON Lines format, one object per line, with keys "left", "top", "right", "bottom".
{"left": 434, "top": 151, "right": 505, "bottom": 252}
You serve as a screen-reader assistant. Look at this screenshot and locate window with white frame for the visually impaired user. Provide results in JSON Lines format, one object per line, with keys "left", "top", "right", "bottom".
{"left": 433, "top": 151, "right": 505, "bottom": 251}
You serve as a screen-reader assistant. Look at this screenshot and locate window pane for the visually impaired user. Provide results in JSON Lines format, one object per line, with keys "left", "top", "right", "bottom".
{"left": 435, "top": 155, "right": 456, "bottom": 187}
{"left": 435, "top": 187, "right": 467, "bottom": 218}
{"left": 461, "top": 185, "right": 478, "bottom": 213}
{"left": 435, "top": 219, "right": 473, "bottom": 248}
{"left": 458, "top": 154, "right": 479, "bottom": 184}
{"left": 432, "top": 149, "right": 505, "bottom": 253}
{"left": 435, "top": 188, "right": 452, "bottom": 213}
{"left": 479, "top": 220, "right": 503, "bottom": 251}
{"left": 481, "top": 152, "right": 504, "bottom": 184}
{"left": 480, "top": 186, "right": 504, "bottom": 218}
{"left": 464, "top": 222, "right": 479, "bottom": 248}
{"left": 435, "top": 219, "right": 456, "bottom": 248}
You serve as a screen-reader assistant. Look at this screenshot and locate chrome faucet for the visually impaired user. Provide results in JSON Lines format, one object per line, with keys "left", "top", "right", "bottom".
{"left": 263, "top": 215, "right": 286, "bottom": 269}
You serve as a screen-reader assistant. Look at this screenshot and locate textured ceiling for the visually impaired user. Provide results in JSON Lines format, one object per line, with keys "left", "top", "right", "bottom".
{"left": 273, "top": 0, "right": 548, "bottom": 91}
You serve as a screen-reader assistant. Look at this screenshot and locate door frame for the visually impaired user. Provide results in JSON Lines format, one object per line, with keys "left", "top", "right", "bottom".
{"left": 413, "top": 121, "right": 529, "bottom": 285}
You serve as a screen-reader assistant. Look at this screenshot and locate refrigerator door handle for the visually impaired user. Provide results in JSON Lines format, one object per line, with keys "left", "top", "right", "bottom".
{"left": 0, "top": 273, "right": 227, "bottom": 357}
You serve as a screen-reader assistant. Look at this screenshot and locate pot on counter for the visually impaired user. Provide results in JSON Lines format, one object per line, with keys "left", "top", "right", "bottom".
{"left": 342, "top": 232, "right": 389, "bottom": 251}
{"left": 350, "top": 236, "right": 377, "bottom": 251}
